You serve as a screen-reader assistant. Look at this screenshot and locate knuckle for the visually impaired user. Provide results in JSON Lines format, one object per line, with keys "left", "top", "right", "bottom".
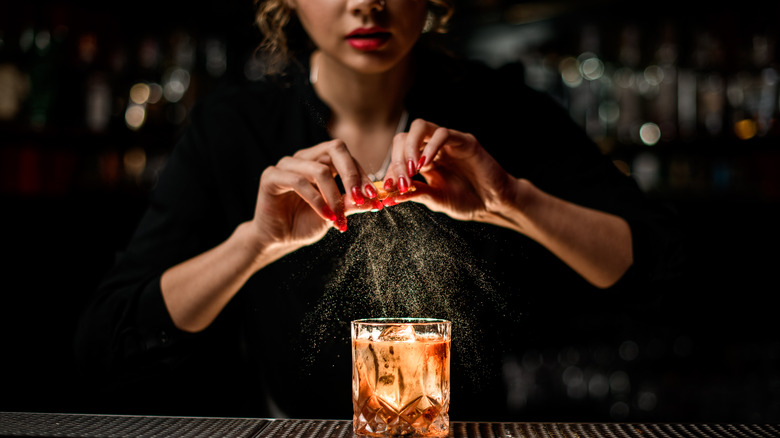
{"left": 391, "top": 159, "right": 406, "bottom": 171}
{"left": 292, "top": 147, "right": 309, "bottom": 158}
{"left": 341, "top": 170, "right": 360, "bottom": 182}
{"left": 435, "top": 126, "right": 449, "bottom": 138}
{"left": 290, "top": 173, "right": 308, "bottom": 187}
{"left": 411, "top": 118, "right": 427, "bottom": 129}
{"left": 314, "top": 163, "right": 332, "bottom": 180}
{"left": 327, "top": 139, "right": 347, "bottom": 152}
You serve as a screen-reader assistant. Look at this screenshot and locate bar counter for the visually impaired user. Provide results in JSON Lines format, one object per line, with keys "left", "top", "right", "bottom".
{"left": 1, "top": 412, "right": 778, "bottom": 438}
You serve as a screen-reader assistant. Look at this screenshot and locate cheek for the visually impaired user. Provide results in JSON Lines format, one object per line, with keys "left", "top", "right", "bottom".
{"left": 398, "top": 13, "right": 428, "bottom": 44}
{"left": 401, "top": 4, "right": 429, "bottom": 35}
{"left": 296, "top": 9, "right": 335, "bottom": 44}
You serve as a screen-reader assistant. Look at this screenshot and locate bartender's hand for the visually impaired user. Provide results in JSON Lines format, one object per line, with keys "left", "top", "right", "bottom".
{"left": 382, "top": 119, "right": 519, "bottom": 228}
{"left": 253, "top": 139, "right": 381, "bottom": 250}
{"left": 383, "top": 118, "right": 633, "bottom": 290}
{"left": 161, "top": 139, "right": 381, "bottom": 333}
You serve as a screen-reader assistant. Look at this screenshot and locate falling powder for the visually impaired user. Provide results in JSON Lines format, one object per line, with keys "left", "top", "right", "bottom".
{"left": 300, "top": 202, "right": 518, "bottom": 386}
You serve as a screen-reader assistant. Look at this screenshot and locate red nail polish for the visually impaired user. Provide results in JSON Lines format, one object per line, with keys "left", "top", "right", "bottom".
{"left": 383, "top": 178, "right": 394, "bottom": 191}
{"left": 321, "top": 205, "right": 337, "bottom": 222}
{"left": 382, "top": 197, "right": 397, "bottom": 207}
{"left": 398, "top": 176, "right": 408, "bottom": 194}
{"left": 364, "top": 183, "right": 377, "bottom": 199}
{"left": 372, "top": 199, "right": 384, "bottom": 211}
{"left": 417, "top": 155, "right": 426, "bottom": 171}
{"left": 337, "top": 216, "right": 347, "bottom": 232}
{"left": 351, "top": 186, "right": 365, "bottom": 205}
{"left": 407, "top": 159, "right": 416, "bottom": 177}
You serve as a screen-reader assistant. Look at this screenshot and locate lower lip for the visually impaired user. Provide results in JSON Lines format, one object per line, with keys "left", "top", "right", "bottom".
{"left": 347, "top": 36, "right": 389, "bottom": 51}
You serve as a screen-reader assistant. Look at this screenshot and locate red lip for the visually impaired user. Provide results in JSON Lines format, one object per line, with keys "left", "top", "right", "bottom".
{"left": 346, "top": 27, "right": 391, "bottom": 51}
{"left": 347, "top": 27, "right": 390, "bottom": 37}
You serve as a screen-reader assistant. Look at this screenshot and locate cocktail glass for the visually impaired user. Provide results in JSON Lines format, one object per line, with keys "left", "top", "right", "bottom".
{"left": 351, "top": 318, "right": 451, "bottom": 437}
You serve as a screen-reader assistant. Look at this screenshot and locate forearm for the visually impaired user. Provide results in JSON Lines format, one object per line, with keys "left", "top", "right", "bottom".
{"left": 160, "top": 221, "right": 290, "bottom": 333}
{"left": 488, "top": 178, "right": 633, "bottom": 289}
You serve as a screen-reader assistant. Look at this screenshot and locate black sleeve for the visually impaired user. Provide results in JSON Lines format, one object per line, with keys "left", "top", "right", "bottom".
{"left": 72, "top": 98, "right": 247, "bottom": 412}
{"left": 72, "top": 77, "right": 317, "bottom": 415}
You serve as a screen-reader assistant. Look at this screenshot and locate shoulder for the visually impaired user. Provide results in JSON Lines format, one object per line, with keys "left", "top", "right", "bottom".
{"left": 409, "top": 49, "right": 560, "bottom": 125}
{"left": 412, "top": 48, "right": 527, "bottom": 96}
{"left": 409, "top": 50, "right": 574, "bottom": 143}
{"left": 182, "top": 66, "right": 317, "bottom": 159}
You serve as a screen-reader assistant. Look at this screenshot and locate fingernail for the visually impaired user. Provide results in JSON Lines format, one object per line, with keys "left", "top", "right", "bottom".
{"left": 371, "top": 199, "right": 384, "bottom": 211}
{"left": 383, "top": 178, "right": 394, "bottom": 191}
{"left": 382, "top": 197, "right": 397, "bottom": 207}
{"left": 406, "top": 159, "right": 416, "bottom": 177}
{"left": 417, "top": 155, "right": 426, "bottom": 171}
{"left": 398, "top": 176, "right": 409, "bottom": 194}
{"left": 364, "top": 183, "right": 377, "bottom": 199}
{"left": 321, "top": 205, "right": 337, "bottom": 222}
{"left": 336, "top": 214, "right": 347, "bottom": 233}
{"left": 351, "top": 186, "right": 365, "bottom": 205}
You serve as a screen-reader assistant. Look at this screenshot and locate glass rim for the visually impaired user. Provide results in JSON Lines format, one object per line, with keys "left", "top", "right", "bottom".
{"left": 351, "top": 317, "right": 450, "bottom": 325}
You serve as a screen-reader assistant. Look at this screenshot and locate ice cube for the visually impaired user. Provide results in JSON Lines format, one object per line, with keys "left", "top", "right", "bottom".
{"left": 356, "top": 329, "right": 375, "bottom": 341}
{"left": 378, "top": 324, "right": 416, "bottom": 342}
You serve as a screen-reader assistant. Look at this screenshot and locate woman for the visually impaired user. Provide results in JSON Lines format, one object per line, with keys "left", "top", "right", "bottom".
{"left": 75, "top": 0, "right": 681, "bottom": 420}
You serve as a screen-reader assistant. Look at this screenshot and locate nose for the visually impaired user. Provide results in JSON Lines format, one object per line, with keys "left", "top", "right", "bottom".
{"left": 349, "top": 0, "right": 385, "bottom": 15}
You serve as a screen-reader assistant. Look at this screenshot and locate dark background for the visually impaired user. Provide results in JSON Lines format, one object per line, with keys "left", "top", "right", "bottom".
{"left": 1, "top": 0, "right": 779, "bottom": 423}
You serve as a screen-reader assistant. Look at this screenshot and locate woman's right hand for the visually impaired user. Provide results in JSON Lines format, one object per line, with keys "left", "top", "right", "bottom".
{"left": 250, "top": 139, "right": 381, "bottom": 254}
{"left": 162, "top": 139, "right": 381, "bottom": 333}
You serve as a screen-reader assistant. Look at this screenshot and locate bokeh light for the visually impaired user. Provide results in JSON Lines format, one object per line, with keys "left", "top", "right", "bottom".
{"left": 124, "top": 104, "right": 146, "bottom": 130}
{"left": 129, "top": 83, "right": 151, "bottom": 105}
{"left": 639, "top": 122, "right": 661, "bottom": 146}
{"left": 559, "top": 56, "right": 582, "bottom": 87}
{"left": 735, "top": 119, "right": 757, "bottom": 140}
{"left": 123, "top": 147, "right": 147, "bottom": 180}
{"left": 578, "top": 53, "right": 604, "bottom": 81}
{"left": 163, "top": 68, "right": 190, "bottom": 103}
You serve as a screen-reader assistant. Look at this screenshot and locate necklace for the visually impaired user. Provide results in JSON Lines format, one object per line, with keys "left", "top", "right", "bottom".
{"left": 309, "top": 54, "right": 408, "bottom": 182}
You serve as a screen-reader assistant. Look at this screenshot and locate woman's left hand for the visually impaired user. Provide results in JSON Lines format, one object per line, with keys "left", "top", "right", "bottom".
{"left": 381, "top": 118, "right": 634, "bottom": 289}
{"left": 382, "top": 118, "right": 518, "bottom": 225}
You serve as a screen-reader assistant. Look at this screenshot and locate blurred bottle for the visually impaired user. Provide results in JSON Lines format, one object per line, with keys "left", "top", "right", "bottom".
{"left": 614, "top": 24, "right": 642, "bottom": 145}
{"left": 79, "top": 32, "right": 113, "bottom": 133}
{"left": 692, "top": 30, "right": 726, "bottom": 138}
{"left": 19, "top": 25, "right": 67, "bottom": 129}
{"left": 0, "top": 30, "right": 30, "bottom": 122}
{"left": 652, "top": 22, "right": 678, "bottom": 143}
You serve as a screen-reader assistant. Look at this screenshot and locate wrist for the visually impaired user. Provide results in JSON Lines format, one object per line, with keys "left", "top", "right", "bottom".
{"left": 234, "top": 221, "right": 299, "bottom": 271}
{"left": 482, "top": 177, "right": 540, "bottom": 234}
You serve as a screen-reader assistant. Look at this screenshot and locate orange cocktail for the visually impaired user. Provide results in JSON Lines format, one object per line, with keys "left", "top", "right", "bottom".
{"left": 351, "top": 318, "right": 451, "bottom": 437}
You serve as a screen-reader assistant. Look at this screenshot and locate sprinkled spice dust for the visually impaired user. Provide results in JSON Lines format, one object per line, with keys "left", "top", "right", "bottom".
{"left": 300, "top": 202, "right": 514, "bottom": 385}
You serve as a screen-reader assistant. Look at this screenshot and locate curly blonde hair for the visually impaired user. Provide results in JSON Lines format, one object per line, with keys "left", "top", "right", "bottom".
{"left": 254, "top": 0, "right": 454, "bottom": 75}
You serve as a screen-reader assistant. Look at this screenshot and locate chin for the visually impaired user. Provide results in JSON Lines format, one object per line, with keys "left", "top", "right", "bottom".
{"left": 346, "top": 52, "right": 412, "bottom": 76}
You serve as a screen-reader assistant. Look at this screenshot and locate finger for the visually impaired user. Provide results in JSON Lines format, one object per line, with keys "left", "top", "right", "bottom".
{"left": 380, "top": 180, "right": 430, "bottom": 207}
{"left": 387, "top": 120, "right": 435, "bottom": 195}
{"left": 302, "top": 139, "right": 380, "bottom": 206}
{"left": 320, "top": 139, "right": 381, "bottom": 207}
{"left": 403, "top": 118, "right": 439, "bottom": 176}
{"left": 260, "top": 166, "right": 339, "bottom": 226}
{"left": 419, "top": 126, "right": 455, "bottom": 167}
{"left": 345, "top": 193, "right": 384, "bottom": 214}
{"left": 385, "top": 133, "right": 408, "bottom": 194}
{"left": 274, "top": 156, "right": 347, "bottom": 230}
